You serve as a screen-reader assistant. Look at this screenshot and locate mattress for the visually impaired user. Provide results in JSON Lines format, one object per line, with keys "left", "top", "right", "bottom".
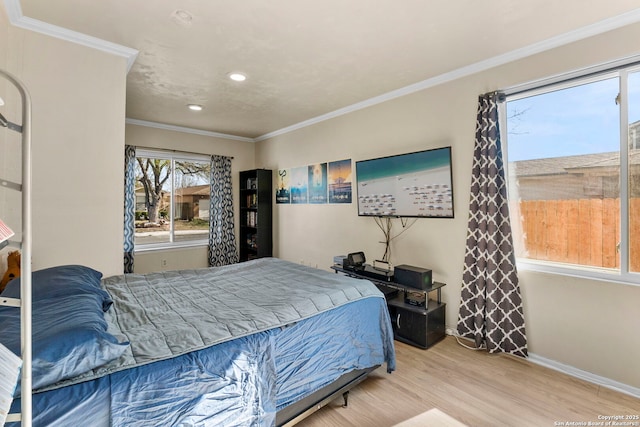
{"left": 4, "top": 258, "right": 395, "bottom": 426}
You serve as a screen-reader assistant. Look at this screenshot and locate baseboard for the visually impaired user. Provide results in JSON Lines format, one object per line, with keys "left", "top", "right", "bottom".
{"left": 527, "top": 353, "right": 640, "bottom": 399}
{"left": 445, "top": 329, "right": 640, "bottom": 399}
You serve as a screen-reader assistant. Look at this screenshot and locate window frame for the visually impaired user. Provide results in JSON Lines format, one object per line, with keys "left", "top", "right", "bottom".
{"left": 134, "top": 148, "right": 211, "bottom": 253}
{"left": 500, "top": 59, "right": 640, "bottom": 287}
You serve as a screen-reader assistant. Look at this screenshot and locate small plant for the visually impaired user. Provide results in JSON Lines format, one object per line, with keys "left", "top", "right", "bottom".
{"left": 135, "top": 211, "right": 148, "bottom": 221}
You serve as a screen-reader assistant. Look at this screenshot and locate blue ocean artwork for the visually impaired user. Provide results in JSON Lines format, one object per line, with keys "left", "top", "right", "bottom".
{"left": 356, "top": 147, "right": 450, "bottom": 182}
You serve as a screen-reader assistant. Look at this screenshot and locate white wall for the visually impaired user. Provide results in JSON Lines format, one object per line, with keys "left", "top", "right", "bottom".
{"left": 125, "top": 124, "right": 255, "bottom": 274}
{"left": 0, "top": 9, "right": 256, "bottom": 278}
{"left": 1, "top": 13, "right": 127, "bottom": 278}
{"left": 2, "top": 0, "right": 638, "bottom": 393}
{"left": 0, "top": 8, "right": 20, "bottom": 273}
{"left": 256, "top": 23, "right": 640, "bottom": 389}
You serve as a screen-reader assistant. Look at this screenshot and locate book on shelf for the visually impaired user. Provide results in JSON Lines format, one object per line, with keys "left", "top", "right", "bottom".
{"left": 246, "top": 211, "right": 258, "bottom": 227}
{"left": 246, "top": 193, "right": 257, "bottom": 208}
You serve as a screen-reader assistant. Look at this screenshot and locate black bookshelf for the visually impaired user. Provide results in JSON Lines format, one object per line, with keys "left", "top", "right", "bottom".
{"left": 239, "top": 169, "right": 272, "bottom": 261}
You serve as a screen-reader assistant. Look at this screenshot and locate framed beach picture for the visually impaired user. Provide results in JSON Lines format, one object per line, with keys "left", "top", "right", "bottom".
{"left": 355, "top": 147, "right": 454, "bottom": 218}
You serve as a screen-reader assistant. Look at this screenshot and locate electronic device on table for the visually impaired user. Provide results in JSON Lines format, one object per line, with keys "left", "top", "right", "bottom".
{"left": 343, "top": 251, "right": 366, "bottom": 270}
{"left": 394, "top": 264, "right": 432, "bottom": 290}
{"left": 341, "top": 252, "right": 394, "bottom": 282}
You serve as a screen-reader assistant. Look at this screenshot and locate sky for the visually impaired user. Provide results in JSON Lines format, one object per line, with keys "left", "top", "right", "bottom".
{"left": 505, "top": 73, "right": 640, "bottom": 162}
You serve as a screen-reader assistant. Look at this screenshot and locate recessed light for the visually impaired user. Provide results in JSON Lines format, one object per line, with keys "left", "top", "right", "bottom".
{"left": 188, "top": 104, "right": 203, "bottom": 111}
{"left": 229, "top": 73, "right": 247, "bottom": 82}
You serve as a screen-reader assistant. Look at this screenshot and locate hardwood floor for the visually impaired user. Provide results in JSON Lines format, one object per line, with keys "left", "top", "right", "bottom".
{"left": 296, "top": 337, "right": 640, "bottom": 427}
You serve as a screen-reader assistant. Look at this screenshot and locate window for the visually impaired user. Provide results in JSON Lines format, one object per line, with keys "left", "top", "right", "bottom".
{"left": 502, "top": 63, "right": 640, "bottom": 284}
{"left": 134, "top": 149, "right": 211, "bottom": 250}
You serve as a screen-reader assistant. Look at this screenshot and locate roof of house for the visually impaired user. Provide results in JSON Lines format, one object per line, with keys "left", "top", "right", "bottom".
{"left": 175, "top": 184, "right": 210, "bottom": 196}
{"left": 510, "top": 121, "right": 640, "bottom": 177}
{"left": 509, "top": 149, "right": 640, "bottom": 177}
{"left": 134, "top": 184, "right": 210, "bottom": 196}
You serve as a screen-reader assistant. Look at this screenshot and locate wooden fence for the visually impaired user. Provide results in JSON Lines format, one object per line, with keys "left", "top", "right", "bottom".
{"left": 511, "top": 198, "right": 640, "bottom": 271}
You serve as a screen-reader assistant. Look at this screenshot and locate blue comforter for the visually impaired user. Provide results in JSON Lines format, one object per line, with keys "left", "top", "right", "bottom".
{"left": 7, "top": 258, "right": 395, "bottom": 426}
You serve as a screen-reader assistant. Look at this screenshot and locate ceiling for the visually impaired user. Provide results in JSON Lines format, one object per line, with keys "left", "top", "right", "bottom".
{"left": 12, "top": 1, "right": 640, "bottom": 140}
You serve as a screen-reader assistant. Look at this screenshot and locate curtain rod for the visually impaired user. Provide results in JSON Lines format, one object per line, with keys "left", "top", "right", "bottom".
{"left": 133, "top": 145, "right": 234, "bottom": 159}
{"left": 480, "top": 90, "right": 507, "bottom": 103}
{"left": 501, "top": 54, "right": 640, "bottom": 100}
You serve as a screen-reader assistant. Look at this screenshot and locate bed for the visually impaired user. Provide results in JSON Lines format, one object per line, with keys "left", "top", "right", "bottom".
{"left": 0, "top": 257, "right": 396, "bottom": 426}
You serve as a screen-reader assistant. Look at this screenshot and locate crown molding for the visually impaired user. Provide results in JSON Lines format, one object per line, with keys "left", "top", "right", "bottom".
{"left": 256, "top": 7, "right": 640, "bottom": 142}
{"left": 125, "top": 118, "right": 255, "bottom": 143}
{"left": 4, "top": 0, "right": 138, "bottom": 72}
{"left": 2, "top": 0, "right": 21, "bottom": 22}
{"left": 5, "top": 0, "right": 640, "bottom": 141}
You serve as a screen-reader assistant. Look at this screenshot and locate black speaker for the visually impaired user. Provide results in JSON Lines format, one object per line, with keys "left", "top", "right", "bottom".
{"left": 394, "top": 264, "right": 432, "bottom": 290}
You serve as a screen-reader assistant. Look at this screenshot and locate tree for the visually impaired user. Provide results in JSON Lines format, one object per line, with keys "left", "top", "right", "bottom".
{"left": 136, "top": 158, "right": 170, "bottom": 223}
{"left": 175, "top": 161, "right": 210, "bottom": 188}
{"left": 135, "top": 158, "right": 211, "bottom": 224}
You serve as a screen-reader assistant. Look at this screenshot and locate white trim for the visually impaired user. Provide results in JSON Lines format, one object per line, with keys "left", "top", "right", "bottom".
{"left": 528, "top": 352, "right": 640, "bottom": 399}
{"left": 505, "top": 70, "right": 621, "bottom": 102}
{"left": 517, "top": 260, "right": 640, "bottom": 288}
{"left": 6, "top": 0, "right": 640, "bottom": 141}
{"left": 134, "top": 240, "right": 208, "bottom": 253}
{"left": 126, "top": 118, "right": 255, "bottom": 143}
{"left": 135, "top": 147, "right": 211, "bottom": 162}
{"left": 2, "top": 0, "right": 22, "bottom": 22}
{"left": 446, "top": 330, "right": 640, "bottom": 399}
{"left": 620, "top": 71, "right": 631, "bottom": 276}
{"left": 255, "top": 8, "right": 640, "bottom": 142}
{"left": 4, "top": 0, "right": 138, "bottom": 72}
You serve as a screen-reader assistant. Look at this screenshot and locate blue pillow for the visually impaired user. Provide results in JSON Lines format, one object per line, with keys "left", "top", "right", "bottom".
{"left": 1, "top": 265, "right": 113, "bottom": 311}
{"left": 0, "top": 267, "right": 129, "bottom": 393}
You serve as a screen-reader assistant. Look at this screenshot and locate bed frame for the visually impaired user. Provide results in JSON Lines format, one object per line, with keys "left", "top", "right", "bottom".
{"left": 276, "top": 365, "right": 380, "bottom": 426}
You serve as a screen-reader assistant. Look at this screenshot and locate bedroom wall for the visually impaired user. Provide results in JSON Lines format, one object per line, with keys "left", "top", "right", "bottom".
{"left": 0, "top": 15, "right": 128, "bottom": 278}
{"left": 0, "top": 8, "right": 17, "bottom": 274}
{"left": 256, "top": 23, "right": 640, "bottom": 390}
{"left": 124, "top": 124, "right": 255, "bottom": 274}
{"left": 0, "top": 10, "right": 6, "bottom": 65}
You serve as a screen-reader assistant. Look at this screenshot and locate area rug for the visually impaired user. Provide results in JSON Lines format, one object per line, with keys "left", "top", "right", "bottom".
{"left": 393, "top": 408, "right": 468, "bottom": 427}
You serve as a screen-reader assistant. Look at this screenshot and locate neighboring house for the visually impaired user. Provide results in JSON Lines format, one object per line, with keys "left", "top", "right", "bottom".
{"left": 135, "top": 184, "right": 209, "bottom": 220}
{"left": 507, "top": 124, "right": 640, "bottom": 269}
{"left": 509, "top": 121, "right": 640, "bottom": 200}
{"left": 509, "top": 151, "right": 621, "bottom": 200}
{"left": 174, "top": 184, "right": 210, "bottom": 220}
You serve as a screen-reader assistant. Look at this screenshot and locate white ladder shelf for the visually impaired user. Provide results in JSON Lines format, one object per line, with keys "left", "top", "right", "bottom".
{"left": 0, "top": 68, "right": 33, "bottom": 427}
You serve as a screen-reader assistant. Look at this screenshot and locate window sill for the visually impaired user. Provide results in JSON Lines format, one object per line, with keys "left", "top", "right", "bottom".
{"left": 135, "top": 240, "right": 208, "bottom": 254}
{"left": 516, "top": 259, "right": 640, "bottom": 287}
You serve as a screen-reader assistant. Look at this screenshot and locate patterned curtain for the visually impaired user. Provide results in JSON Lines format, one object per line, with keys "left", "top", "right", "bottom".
{"left": 123, "top": 145, "right": 136, "bottom": 273}
{"left": 456, "top": 93, "right": 527, "bottom": 357}
{"left": 208, "top": 155, "right": 238, "bottom": 266}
